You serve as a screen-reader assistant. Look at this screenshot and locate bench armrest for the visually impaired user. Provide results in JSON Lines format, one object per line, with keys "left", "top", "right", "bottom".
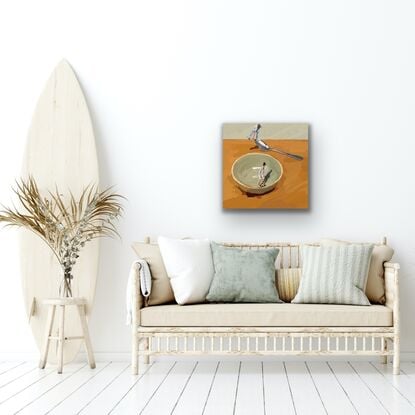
{"left": 384, "top": 262, "right": 400, "bottom": 271}
{"left": 384, "top": 262, "right": 400, "bottom": 330}
{"left": 131, "top": 262, "right": 144, "bottom": 326}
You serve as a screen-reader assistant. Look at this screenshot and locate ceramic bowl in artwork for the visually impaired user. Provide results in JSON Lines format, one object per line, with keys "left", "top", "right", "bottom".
{"left": 231, "top": 153, "right": 283, "bottom": 195}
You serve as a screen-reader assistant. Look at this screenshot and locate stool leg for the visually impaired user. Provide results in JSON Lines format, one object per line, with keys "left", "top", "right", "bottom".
{"left": 57, "top": 305, "right": 65, "bottom": 374}
{"left": 77, "top": 304, "right": 96, "bottom": 369}
{"left": 39, "top": 305, "right": 56, "bottom": 369}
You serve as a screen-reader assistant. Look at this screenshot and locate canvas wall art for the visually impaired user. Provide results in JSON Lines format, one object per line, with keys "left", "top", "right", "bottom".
{"left": 222, "top": 123, "right": 309, "bottom": 209}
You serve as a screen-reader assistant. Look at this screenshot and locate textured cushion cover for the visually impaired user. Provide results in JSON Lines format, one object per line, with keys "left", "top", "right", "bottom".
{"left": 206, "top": 243, "right": 281, "bottom": 303}
{"left": 320, "top": 239, "right": 394, "bottom": 304}
{"left": 158, "top": 237, "right": 214, "bottom": 305}
{"left": 276, "top": 268, "right": 301, "bottom": 302}
{"left": 293, "top": 244, "right": 373, "bottom": 305}
{"left": 140, "top": 303, "right": 392, "bottom": 327}
{"left": 131, "top": 242, "right": 175, "bottom": 305}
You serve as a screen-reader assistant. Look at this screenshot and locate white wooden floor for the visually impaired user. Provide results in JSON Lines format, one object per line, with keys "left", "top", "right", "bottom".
{"left": 0, "top": 360, "right": 415, "bottom": 414}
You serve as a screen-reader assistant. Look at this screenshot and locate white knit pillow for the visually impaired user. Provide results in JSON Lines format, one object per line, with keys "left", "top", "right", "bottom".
{"left": 158, "top": 236, "right": 214, "bottom": 305}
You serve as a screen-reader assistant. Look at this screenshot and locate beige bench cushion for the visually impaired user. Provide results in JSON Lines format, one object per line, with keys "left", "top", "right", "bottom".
{"left": 140, "top": 303, "right": 392, "bottom": 327}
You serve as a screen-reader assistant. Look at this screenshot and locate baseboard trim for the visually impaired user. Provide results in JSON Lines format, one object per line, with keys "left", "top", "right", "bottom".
{"left": 1, "top": 351, "right": 414, "bottom": 362}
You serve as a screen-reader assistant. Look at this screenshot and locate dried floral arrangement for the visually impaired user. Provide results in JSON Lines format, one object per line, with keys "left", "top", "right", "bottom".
{"left": 0, "top": 177, "right": 123, "bottom": 297}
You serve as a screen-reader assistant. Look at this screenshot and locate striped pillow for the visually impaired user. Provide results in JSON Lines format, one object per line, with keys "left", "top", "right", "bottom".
{"left": 292, "top": 244, "right": 373, "bottom": 305}
{"left": 276, "top": 268, "right": 301, "bottom": 302}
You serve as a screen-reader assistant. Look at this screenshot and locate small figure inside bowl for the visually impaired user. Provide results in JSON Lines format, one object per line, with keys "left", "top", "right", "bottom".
{"left": 258, "top": 162, "right": 272, "bottom": 188}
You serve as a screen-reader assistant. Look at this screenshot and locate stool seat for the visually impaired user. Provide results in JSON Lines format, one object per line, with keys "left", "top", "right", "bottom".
{"left": 39, "top": 297, "right": 95, "bottom": 374}
{"left": 43, "top": 297, "right": 87, "bottom": 306}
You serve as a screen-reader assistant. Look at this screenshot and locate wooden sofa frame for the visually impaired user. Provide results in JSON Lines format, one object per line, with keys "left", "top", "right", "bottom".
{"left": 131, "top": 240, "right": 400, "bottom": 375}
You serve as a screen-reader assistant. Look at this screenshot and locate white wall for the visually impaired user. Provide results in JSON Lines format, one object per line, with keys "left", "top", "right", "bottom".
{"left": 0, "top": 0, "right": 414, "bottom": 356}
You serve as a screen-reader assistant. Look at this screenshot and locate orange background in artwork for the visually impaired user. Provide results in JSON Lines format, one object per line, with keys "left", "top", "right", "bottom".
{"left": 222, "top": 139, "right": 309, "bottom": 209}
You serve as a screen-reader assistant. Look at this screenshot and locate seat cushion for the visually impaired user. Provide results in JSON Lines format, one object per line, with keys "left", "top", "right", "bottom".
{"left": 140, "top": 303, "right": 392, "bottom": 327}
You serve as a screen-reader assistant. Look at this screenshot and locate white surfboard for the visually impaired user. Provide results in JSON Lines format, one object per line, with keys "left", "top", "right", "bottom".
{"left": 21, "top": 60, "right": 99, "bottom": 364}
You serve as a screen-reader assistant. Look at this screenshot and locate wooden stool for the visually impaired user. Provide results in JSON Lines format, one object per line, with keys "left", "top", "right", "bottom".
{"left": 39, "top": 297, "right": 96, "bottom": 374}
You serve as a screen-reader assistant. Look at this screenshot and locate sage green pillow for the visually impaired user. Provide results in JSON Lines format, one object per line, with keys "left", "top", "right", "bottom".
{"left": 292, "top": 244, "right": 374, "bottom": 305}
{"left": 206, "top": 242, "right": 282, "bottom": 303}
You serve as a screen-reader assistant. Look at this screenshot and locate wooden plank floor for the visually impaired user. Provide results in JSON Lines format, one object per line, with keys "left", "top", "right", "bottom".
{"left": 0, "top": 360, "right": 414, "bottom": 414}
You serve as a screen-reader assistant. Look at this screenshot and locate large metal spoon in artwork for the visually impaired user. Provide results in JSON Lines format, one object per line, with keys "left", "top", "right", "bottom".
{"left": 248, "top": 124, "right": 304, "bottom": 161}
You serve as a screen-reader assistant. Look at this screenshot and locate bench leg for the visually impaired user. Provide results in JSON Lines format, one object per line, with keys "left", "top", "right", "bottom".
{"left": 132, "top": 329, "right": 139, "bottom": 375}
{"left": 140, "top": 337, "right": 150, "bottom": 365}
{"left": 393, "top": 335, "right": 400, "bottom": 375}
{"left": 39, "top": 305, "right": 56, "bottom": 369}
{"left": 381, "top": 338, "right": 388, "bottom": 364}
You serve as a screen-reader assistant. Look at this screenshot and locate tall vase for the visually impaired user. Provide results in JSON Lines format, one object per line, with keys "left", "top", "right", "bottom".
{"left": 59, "top": 271, "right": 73, "bottom": 298}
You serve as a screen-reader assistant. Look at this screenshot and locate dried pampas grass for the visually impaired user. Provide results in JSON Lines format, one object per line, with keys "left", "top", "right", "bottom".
{"left": 0, "top": 177, "right": 124, "bottom": 296}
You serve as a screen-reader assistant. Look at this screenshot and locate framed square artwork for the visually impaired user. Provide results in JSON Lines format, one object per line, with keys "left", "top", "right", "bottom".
{"left": 222, "top": 123, "right": 309, "bottom": 209}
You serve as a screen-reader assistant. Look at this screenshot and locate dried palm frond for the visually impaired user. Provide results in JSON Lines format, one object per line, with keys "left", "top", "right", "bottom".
{"left": 0, "top": 176, "right": 124, "bottom": 297}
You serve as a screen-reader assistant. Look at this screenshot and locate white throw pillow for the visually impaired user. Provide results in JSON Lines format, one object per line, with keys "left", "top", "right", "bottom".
{"left": 157, "top": 236, "right": 214, "bottom": 305}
